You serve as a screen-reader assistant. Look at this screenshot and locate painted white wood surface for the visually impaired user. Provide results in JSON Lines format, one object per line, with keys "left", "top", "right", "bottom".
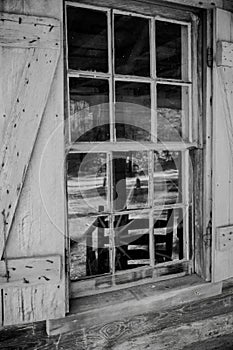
{"left": 213, "top": 8, "right": 233, "bottom": 282}
{"left": 0, "top": 255, "right": 61, "bottom": 287}
{"left": 0, "top": 12, "right": 60, "bottom": 49}
{"left": 0, "top": 0, "right": 66, "bottom": 325}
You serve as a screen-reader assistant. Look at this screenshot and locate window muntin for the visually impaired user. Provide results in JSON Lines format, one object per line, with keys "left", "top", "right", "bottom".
{"left": 66, "top": 4, "right": 194, "bottom": 282}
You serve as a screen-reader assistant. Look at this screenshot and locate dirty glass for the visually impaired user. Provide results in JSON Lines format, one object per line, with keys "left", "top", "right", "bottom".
{"left": 115, "top": 81, "right": 151, "bottom": 141}
{"left": 114, "top": 14, "right": 150, "bottom": 76}
{"left": 153, "top": 151, "right": 182, "bottom": 205}
{"left": 69, "top": 78, "right": 110, "bottom": 142}
{"left": 156, "top": 21, "right": 189, "bottom": 80}
{"left": 157, "top": 84, "right": 189, "bottom": 141}
{"left": 67, "top": 6, "right": 108, "bottom": 72}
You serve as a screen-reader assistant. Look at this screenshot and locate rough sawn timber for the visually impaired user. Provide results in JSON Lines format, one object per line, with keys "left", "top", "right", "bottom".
{"left": 0, "top": 13, "right": 60, "bottom": 260}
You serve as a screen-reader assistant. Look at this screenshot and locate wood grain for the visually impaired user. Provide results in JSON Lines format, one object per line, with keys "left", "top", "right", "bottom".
{"left": 0, "top": 255, "right": 61, "bottom": 287}
{"left": 0, "top": 46, "right": 59, "bottom": 260}
{"left": 0, "top": 12, "right": 60, "bottom": 49}
{"left": 48, "top": 275, "right": 222, "bottom": 336}
{"left": 212, "top": 9, "right": 233, "bottom": 282}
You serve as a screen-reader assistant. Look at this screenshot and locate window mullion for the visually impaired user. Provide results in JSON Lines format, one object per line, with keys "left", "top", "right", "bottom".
{"left": 110, "top": 10, "right": 116, "bottom": 142}
{"left": 149, "top": 151, "right": 155, "bottom": 267}
{"left": 151, "top": 18, "right": 157, "bottom": 143}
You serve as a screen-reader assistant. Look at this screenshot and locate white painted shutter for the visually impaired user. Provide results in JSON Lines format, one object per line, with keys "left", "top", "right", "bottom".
{"left": 0, "top": 13, "right": 66, "bottom": 325}
{"left": 212, "top": 8, "right": 233, "bottom": 282}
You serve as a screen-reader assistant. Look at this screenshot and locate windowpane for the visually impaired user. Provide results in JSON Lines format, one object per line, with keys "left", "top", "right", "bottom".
{"left": 114, "top": 14, "right": 150, "bottom": 76}
{"left": 115, "top": 81, "right": 151, "bottom": 141}
{"left": 67, "top": 6, "right": 108, "bottom": 72}
{"left": 156, "top": 21, "right": 189, "bottom": 80}
{"left": 69, "top": 78, "right": 110, "bottom": 142}
{"left": 154, "top": 208, "right": 184, "bottom": 264}
{"left": 67, "top": 153, "right": 108, "bottom": 215}
{"left": 114, "top": 213, "right": 150, "bottom": 271}
{"left": 154, "top": 151, "right": 182, "bottom": 205}
{"left": 69, "top": 215, "right": 110, "bottom": 280}
{"left": 112, "top": 152, "right": 149, "bottom": 210}
{"left": 157, "top": 84, "right": 189, "bottom": 141}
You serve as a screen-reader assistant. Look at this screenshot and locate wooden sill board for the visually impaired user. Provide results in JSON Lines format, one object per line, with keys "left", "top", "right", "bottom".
{"left": 47, "top": 275, "right": 222, "bottom": 336}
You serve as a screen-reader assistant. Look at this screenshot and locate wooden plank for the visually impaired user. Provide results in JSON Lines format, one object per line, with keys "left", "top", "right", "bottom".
{"left": 216, "top": 41, "right": 233, "bottom": 67}
{"left": 216, "top": 225, "right": 233, "bottom": 251}
{"left": 71, "top": 261, "right": 190, "bottom": 298}
{"left": 0, "top": 46, "right": 60, "bottom": 260}
{"left": 67, "top": 0, "right": 233, "bottom": 11}
{"left": 48, "top": 275, "right": 222, "bottom": 335}
{"left": 3, "top": 283, "right": 65, "bottom": 326}
{"left": 0, "top": 255, "right": 61, "bottom": 287}
{"left": 0, "top": 13, "right": 60, "bottom": 49}
{"left": 212, "top": 8, "right": 233, "bottom": 282}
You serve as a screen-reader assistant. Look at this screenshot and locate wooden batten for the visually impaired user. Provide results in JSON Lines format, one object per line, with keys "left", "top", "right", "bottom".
{"left": 0, "top": 14, "right": 60, "bottom": 260}
{"left": 0, "top": 13, "right": 60, "bottom": 49}
{"left": 0, "top": 255, "right": 61, "bottom": 287}
{"left": 216, "top": 41, "right": 233, "bottom": 67}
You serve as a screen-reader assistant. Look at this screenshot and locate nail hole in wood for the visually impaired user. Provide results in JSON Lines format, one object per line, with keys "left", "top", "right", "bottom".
{"left": 2, "top": 163, "right": 4, "bottom": 167}
{"left": 14, "top": 124, "right": 17, "bottom": 128}
{"left": 6, "top": 189, "right": 9, "bottom": 194}
{"left": 8, "top": 204, "right": 11, "bottom": 209}
{"left": 3, "top": 114, "right": 6, "bottom": 118}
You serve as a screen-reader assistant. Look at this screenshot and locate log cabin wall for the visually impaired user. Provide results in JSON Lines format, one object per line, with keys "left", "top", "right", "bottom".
{"left": 0, "top": 0, "right": 66, "bottom": 325}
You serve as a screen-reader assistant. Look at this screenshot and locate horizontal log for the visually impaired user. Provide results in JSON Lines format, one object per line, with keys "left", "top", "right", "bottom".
{"left": 0, "top": 12, "right": 60, "bottom": 49}
{"left": 0, "top": 255, "right": 61, "bottom": 287}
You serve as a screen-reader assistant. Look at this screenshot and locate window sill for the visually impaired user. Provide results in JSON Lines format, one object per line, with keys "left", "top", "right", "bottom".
{"left": 47, "top": 274, "right": 222, "bottom": 336}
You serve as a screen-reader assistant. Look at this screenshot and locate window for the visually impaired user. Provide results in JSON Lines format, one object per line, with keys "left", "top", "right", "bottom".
{"left": 65, "top": 2, "right": 198, "bottom": 291}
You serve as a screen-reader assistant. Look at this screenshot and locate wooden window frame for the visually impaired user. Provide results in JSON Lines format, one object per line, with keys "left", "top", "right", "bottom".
{"left": 64, "top": 0, "right": 204, "bottom": 296}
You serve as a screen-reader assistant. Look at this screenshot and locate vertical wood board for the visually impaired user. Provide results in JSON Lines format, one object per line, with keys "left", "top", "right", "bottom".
{"left": 0, "top": 47, "right": 59, "bottom": 260}
{"left": 212, "top": 8, "right": 233, "bottom": 282}
{"left": 3, "top": 283, "right": 65, "bottom": 325}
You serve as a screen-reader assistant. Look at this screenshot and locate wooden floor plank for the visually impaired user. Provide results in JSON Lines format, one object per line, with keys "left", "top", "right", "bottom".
{"left": 2, "top": 280, "right": 233, "bottom": 349}
{"left": 47, "top": 275, "right": 222, "bottom": 336}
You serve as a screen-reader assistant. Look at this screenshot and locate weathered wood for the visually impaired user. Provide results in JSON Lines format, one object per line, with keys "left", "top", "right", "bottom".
{"left": 71, "top": 261, "right": 190, "bottom": 298}
{"left": 212, "top": 8, "right": 233, "bottom": 282}
{"left": 48, "top": 275, "right": 222, "bottom": 335}
{"left": 216, "top": 225, "right": 233, "bottom": 251}
{"left": 0, "top": 12, "right": 60, "bottom": 49}
{"left": 3, "top": 284, "right": 64, "bottom": 326}
{"left": 3, "top": 279, "right": 233, "bottom": 349}
{"left": 217, "top": 41, "right": 233, "bottom": 67}
{"left": 0, "top": 45, "right": 60, "bottom": 260}
{"left": 0, "top": 255, "right": 61, "bottom": 287}
{"left": 67, "top": 0, "right": 233, "bottom": 12}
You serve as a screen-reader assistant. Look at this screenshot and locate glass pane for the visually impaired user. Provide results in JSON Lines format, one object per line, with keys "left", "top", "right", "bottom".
{"left": 67, "top": 6, "right": 108, "bottom": 72}
{"left": 69, "top": 215, "right": 110, "bottom": 280}
{"left": 112, "top": 152, "right": 149, "bottom": 210}
{"left": 114, "top": 213, "right": 150, "bottom": 271}
{"left": 157, "top": 84, "right": 189, "bottom": 142}
{"left": 154, "top": 208, "right": 184, "bottom": 264}
{"left": 154, "top": 151, "right": 182, "bottom": 205}
{"left": 156, "top": 21, "right": 189, "bottom": 80}
{"left": 67, "top": 153, "right": 108, "bottom": 215}
{"left": 69, "top": 78, "right": 110, "bottom": 142}
{"left": 114, "top": 14, "right": 150, "bottom": 76}
{"left": 115, "top": 82, "right": 151, "bottom": 141}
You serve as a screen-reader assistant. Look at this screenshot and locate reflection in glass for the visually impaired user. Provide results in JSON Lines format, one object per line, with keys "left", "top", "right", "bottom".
{"left": 69, "top": 216, "right": 110, "bottom": 280}
{"left": 67, "top": 6, "right": 108, "bottom": 72}
{"left": 114, "top": 14, "right": 150, "bottom": 76}
{"left": 157, "top": 84, "right": 189, "bottom": 141}
{"left": 115, "top": 82, "right": 151, "bottom": 141}
{"left": 154, "top": 208, "right": 183, "bottom": 264}
{"left": 114, "top": 213, "right": 150, "bottom": 271}
{"left": 67, "top": 153, "right": 108, "bottom": 216}
{"left": 112, "top": 152, "right": 149, "bottom": 210}
{"left": 154, "top": 151, "right": 182, "bottom": 205}
{"left": 156, "top": 21, "right": 188, "bottom": 80}
{"left": 69, "top": 78, "right": 110, "bottom": 142}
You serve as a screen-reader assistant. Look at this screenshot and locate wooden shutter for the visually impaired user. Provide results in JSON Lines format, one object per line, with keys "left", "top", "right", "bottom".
{"left": 212, "top": 8, "right": 233, "bottom": 282}
{"left": 0, "top": 13, "right": 66, "bottom": 325}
